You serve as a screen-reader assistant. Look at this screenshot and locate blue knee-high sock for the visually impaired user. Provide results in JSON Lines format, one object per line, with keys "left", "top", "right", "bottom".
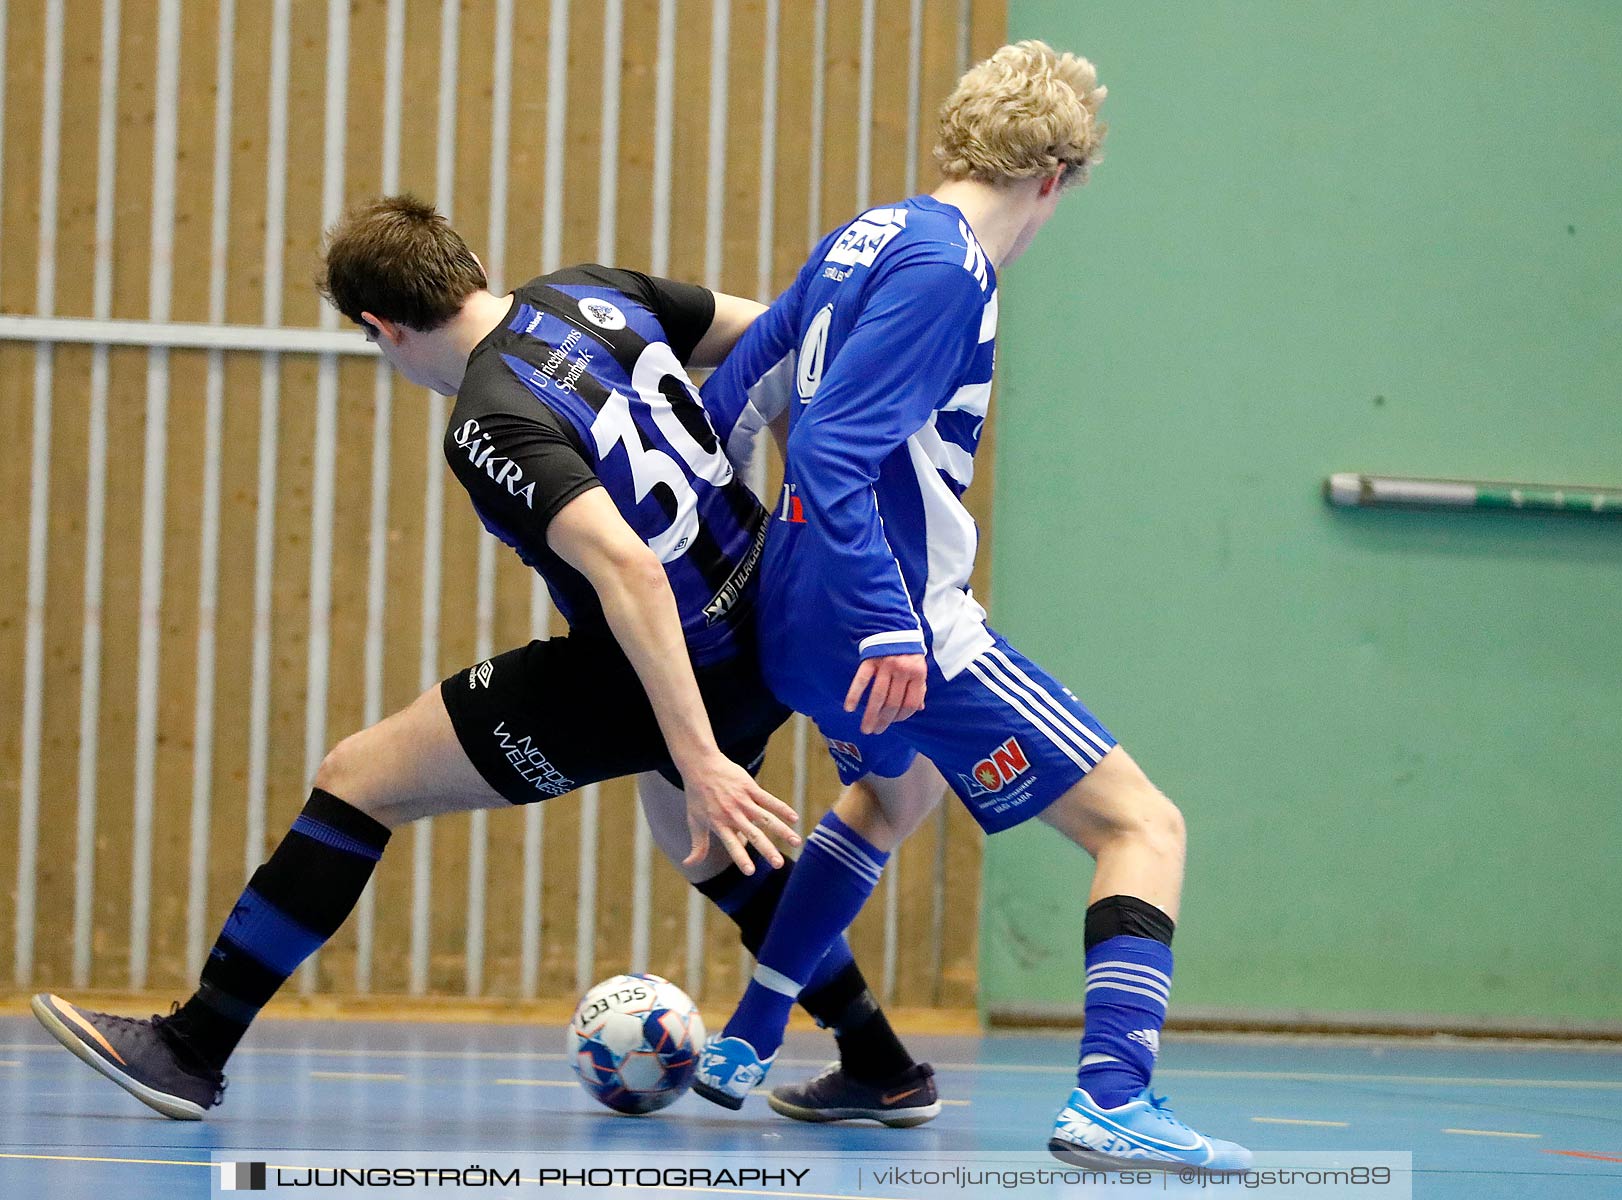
{"left": 722, "top": 811, "right": 887, "bottom": 1059}
{"left": 695, "top": 849, "right": 857, "bottom": 996}
{"left": 1075, "top": 896, "right": 1175, "bottom": 1109}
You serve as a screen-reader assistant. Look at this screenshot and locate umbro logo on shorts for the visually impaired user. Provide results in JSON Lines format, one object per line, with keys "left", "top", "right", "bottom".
{"left": 470, "top": 660, "right": 494, "bottom": 689}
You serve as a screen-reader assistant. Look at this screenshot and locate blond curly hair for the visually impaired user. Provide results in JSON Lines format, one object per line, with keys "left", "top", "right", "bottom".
{"left": 934, "top": 40, "right": 1107, "bottom": 188}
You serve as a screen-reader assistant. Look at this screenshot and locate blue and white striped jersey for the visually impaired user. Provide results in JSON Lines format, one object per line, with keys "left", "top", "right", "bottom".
{"left": 452, "top": 266, "right": 766, "bottom": 668}
{"left": 702, "top": 196, "right": 998, "bottom": 711}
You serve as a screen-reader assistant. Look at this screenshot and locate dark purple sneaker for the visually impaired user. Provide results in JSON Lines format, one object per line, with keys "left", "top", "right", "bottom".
{"left": 767, "top": 1061, "right": 940, "bottom": 1128}
{"left": 31, "top": 993, "right": 226, "bottom": 1120}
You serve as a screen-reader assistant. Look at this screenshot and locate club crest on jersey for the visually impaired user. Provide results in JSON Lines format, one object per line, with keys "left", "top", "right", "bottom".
{"left": 826, "top": 739, "right": 863, "bottom": 770}
{"left": 577, "top": 296, "right": 626, "bottom": 330}
{"left": 454, "top": 419, "right": 537, "bottom": 508}
{"left": 958, "top": 736, "right": 1030, "bottom": 797}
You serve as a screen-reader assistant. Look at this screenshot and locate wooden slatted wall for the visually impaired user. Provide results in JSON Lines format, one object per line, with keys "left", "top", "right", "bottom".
{"left": 0, "top": 0, "right": 1006, "bottom": 1013}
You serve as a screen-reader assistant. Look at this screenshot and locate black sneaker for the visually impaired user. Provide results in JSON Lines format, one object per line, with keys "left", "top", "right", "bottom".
{"left": 766, "top": 1061, "right": 940, "bottom": 1128}
{"left": 31, "top": 993, "right": 226, "bottom": 1120}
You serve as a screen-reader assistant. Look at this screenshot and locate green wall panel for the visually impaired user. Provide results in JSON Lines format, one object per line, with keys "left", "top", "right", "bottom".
{"left": 985, "top": 1, "right": 1621, "bottom": 1024}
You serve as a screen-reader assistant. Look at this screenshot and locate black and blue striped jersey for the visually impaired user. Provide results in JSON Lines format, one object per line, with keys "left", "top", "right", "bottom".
{"left": 447, "top": 266, "right": 767, "bottom": 667}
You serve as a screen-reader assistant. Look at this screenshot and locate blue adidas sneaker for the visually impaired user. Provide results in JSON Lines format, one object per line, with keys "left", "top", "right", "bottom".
{"left": 1049, "top": 1086, "right": 1253, "bottom": 1173}
{"left": 692, "top": 1035, "right": 775, "bottom": 1110}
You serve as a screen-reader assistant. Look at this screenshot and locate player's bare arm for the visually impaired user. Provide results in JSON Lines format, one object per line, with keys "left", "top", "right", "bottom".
{"left": 547, "top": 486, "right": 801, "bottom": 873}
{"left": 688, "top": 292, "right": 767, "bottom": 368}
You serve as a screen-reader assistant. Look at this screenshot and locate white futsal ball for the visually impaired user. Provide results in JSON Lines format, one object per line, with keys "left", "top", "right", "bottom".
{"left": 568, "top": 973, "right": 705, "bottom": 1114}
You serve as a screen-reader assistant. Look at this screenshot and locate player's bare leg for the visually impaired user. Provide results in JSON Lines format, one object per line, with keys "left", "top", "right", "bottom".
{"left": 316, "top": 684, "right": 510, "bottom": 828}
{"left": 32, "top": 685, "right": 514, "bottom": 1119}
{"left": 1035, "top": 746, "right": 1184, "bottom": 916}
{"left": 828, "top": 754, "right": 948, "bottom": 852}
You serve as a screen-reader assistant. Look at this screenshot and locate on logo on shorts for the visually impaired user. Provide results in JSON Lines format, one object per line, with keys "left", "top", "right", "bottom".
{"left": 958, "top": 736, "right": 1029, "bottom": 797}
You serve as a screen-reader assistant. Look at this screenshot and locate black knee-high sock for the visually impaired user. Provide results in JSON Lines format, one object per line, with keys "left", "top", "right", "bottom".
{"left": 169, "top": 789, "right": 390, "bottom": 1071}
{"left": 695, "top": 851, "right": 915, "bottom": 1083}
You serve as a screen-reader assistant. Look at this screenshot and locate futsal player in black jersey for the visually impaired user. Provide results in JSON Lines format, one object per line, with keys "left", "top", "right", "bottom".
{"left": 31, "top": 196, "right": 938, "bottom": 1127}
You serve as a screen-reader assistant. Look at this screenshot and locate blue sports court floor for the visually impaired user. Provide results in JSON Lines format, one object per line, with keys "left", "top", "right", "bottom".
{"left": 1, "top": 1015, "right": 1617, "bottom": 1198}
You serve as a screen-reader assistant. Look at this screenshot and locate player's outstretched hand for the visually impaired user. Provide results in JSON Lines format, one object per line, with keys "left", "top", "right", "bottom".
{"left": 845, "top": 653, "right": 927, "bottom": 736}
{"left": 681, "top": 752, "right": 801, "bottom": 875}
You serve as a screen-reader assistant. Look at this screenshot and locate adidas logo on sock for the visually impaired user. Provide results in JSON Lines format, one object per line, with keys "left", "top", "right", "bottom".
{"left": 1127, "top": 1028, "right": 1160, "bottom": 1055}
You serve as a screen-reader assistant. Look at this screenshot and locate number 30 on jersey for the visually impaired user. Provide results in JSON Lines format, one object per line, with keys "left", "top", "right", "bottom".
{"left": 590, "top": 341, "right": 733, "bottom": 562}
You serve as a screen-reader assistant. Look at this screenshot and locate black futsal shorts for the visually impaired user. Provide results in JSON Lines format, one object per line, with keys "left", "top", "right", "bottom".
{"left": 440, "top": 635, "right": 791, "bottom": 804}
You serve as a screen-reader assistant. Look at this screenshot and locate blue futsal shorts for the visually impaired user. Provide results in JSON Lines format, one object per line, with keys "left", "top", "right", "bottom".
{"left": 808, "top": 633, "right": 1117, "bottom": 834}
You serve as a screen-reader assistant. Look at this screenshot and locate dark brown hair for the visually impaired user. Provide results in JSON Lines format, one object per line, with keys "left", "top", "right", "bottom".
{"left": 318, "top": 194, "right": 487, "bottom": 331}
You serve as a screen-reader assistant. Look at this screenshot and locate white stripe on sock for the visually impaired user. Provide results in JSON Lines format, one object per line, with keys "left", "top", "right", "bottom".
{"left": 1088, "top": 959, "right": 1172, "bottom": 987}
{"left": 806, "top": 828, "right": 883, "bottom": 887}
{"left": 752, "top": 962, "right": 802, "bottom": 998}
{"left": 1085, "top": 980, "right": 1171, "bottom": 1005}
{"left": 812, "top": 823, "right": 885, "bottom": 877}
{"left": 1086, "top": 970, "right": 1170, "bottom": 1001}
{"left": 1086, "top": 964, "right": 1172, "bottom": 988}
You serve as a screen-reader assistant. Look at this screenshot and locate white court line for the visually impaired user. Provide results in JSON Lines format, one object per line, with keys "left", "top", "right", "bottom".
{"left": 1443, "top": 1128, "right": 1543, "bottom": 1139}
{"left": 495, "top": 1077, "right": 575, "bottom": 1088}
{"left": 0, "top": 1152, "right": 209, "bottom": 1168}
{"left": 309, "top": 1070, "right": 405, "bottom": 1082}
{"left": 1252, "top": 1116, "right": 1349, "bottom": 1127}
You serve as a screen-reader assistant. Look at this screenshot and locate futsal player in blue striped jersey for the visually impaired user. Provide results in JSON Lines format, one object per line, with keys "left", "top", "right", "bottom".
{"left": 693, "top": 43, "right": 1253, "bottom": 1171}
